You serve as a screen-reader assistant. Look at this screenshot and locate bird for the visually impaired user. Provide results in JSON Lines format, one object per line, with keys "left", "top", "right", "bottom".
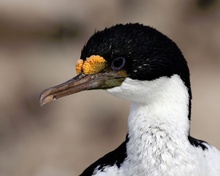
{"left": 40, "top": 23, "right": 220, "bottom": 176}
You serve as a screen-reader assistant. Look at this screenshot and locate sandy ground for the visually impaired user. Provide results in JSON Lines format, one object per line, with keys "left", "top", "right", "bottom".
{"left": 0, "top": 1, "right": 220, "bottom": 175}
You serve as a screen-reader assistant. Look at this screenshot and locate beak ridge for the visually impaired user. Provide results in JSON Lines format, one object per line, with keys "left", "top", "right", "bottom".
{"left": 40, "top": 74, "right": 90, "bottom": 106}
{"left": 39, "top": 72, "right": 126, "bottom": 106}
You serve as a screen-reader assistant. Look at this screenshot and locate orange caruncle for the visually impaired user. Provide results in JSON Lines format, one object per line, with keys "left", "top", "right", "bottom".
{"left": 76, "top": 55, "right": 106, "bottom": 75}
{"left": 76, "top": 59, "right": 84, "bottom": 74}
{"left": 83, "top": 55, "right": 106, "bottom": 74}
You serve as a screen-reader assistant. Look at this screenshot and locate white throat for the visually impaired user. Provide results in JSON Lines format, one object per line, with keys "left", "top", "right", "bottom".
{"left": 107, "top": 75, "right": 192, "bottom": 175}
{"left": 107, "top": 74, "right": 190, "bottom": 135}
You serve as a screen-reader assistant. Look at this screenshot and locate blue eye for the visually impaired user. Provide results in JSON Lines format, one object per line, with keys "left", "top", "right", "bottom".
{"left": 111, "top": 57, "right": 126, "bottom": 71}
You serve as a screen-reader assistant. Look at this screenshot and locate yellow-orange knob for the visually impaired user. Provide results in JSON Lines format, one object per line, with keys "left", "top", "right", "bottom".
{"left": 76, "top": 59, "right": 84, "bottom": 74}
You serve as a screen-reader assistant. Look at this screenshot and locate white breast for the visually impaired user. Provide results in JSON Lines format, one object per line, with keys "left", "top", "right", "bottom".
{"left": 106, "top": 75, "right": 220, "bottom": 176}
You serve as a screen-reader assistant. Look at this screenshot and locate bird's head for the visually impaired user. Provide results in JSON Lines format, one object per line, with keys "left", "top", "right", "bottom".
{"left": 40, "top": 23, "right": 191, "bottom": 107}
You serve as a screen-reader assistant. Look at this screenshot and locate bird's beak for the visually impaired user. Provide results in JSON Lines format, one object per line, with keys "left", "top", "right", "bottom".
{"left": 39, "top": 65, "right": 127, "bottom": 107}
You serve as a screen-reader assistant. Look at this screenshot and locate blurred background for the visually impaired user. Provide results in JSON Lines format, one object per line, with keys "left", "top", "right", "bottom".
{"left": 0, "top": 0, "right": 220, "bottom": 175}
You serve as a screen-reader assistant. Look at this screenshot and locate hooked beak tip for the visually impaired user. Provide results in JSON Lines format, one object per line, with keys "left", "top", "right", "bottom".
{"left": 39, "top": 88, "right": 56, "bottom": 107}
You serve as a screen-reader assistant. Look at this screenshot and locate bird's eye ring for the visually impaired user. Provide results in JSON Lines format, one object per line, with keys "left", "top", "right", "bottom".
{"left": 111, "top": 57, "right": 126, "bottom": 71}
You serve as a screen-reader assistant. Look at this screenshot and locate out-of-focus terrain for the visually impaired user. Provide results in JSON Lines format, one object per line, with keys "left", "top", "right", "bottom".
{"left": 0, "top": 0, "right": 219, "bottom": 175}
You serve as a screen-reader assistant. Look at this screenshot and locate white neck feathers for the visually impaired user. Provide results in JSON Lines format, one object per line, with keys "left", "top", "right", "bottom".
{"left": 127, "top": 75, "right": 190, "bottom": 138}
{"left": 107, "top": 75, "right": 190, "bottom": 136}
